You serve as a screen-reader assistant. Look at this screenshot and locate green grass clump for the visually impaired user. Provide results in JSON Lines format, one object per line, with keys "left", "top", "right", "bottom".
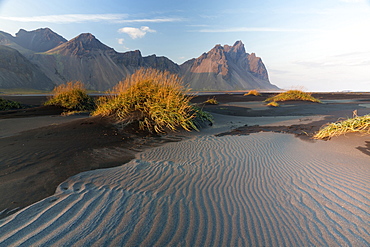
{"left": 204, "top": 97, "right": 219, "bottom": 105}
{"left": 265, "top": 90, "right": 321, "bottom": 103}
{"left": 93, "top": 68, "right": 212, "bottom": 133}
{"left": 0, "top": 98, "right": 22, "bottom": 110}
{"left": 314, "top": 113, "right": 370, "bottom": 140}
{"left": 244, "top": 90, "right": 262, "bottom": 96}
{"left": 44, "top": 81, "right": 95, "bottom": 111}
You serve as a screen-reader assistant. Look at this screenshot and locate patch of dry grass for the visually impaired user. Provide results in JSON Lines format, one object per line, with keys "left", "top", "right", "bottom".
{"left": 44, "top": 81, "right": 95, "bottom": 111}
{"left": 244, "top": 90, "right": 262, "bottom": 96}
{"left": 265, "top": 90, "right": 321, "bottom": 103}
{"left": 314, "top": 112, "right": 370, "bottom": 140}
{"left": 204, "top": 97, "right": 219, "bottom": 105}
{"left": 267, "top": 101, "right": 279, "bottom": 107}
{"left": 93, "top": 68, "right": 211, "bottom": 133}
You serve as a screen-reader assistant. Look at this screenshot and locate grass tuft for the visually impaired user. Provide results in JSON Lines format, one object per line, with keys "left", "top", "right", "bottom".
{"left": 267, "top": 101, "right": 279, "bottom": 107}
{"left": 314, "top": 112, "right": 370, "bottom": 140}
{"left": 204, "top": 97, "right": 219, "bottom": 105}
{"left": 44, "top": 81, "right": 95, "bottom": 111}
{"left": 0, "top": 98, "right": 22, "bottom": 110}
{"left": 93, "top": 68, "right": 212, "bottom": 133}
{"left": 244, "top": 90, "right": 262, "bottom": 96}
{"left": 265, "top": 90, "right": 321, "bottom": 103}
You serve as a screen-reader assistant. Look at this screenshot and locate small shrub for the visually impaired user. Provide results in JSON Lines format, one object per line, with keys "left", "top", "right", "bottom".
{"left": 267, "top": 101, "right": 279, "bottom": 107}
{"left": 192, "top": 106, "right": 214, "bottom": 126}
{"left": 314, "top": 113, "right": 370, "bottom": 140}
{"left": 44, "top": 81, "right": 95, "bottom": 111}
{"left": 93, "top": 68, "right": 212, "bottom": 133}
{"left": 0, "top": 98, "right": 22, "bottom": 110}
{"left": 244, "top": 90, "right": 261, "bottom": 96}
{"left": 204, "top": 97, "right": 219, "bottom": 105}
{"left": 265, "top": 90, "right": 321, "bottom": 103}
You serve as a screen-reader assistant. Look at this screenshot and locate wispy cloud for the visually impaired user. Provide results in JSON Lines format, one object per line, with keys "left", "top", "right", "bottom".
{"left": 295, "top": 51, "right": 370, "bottom": 68}
{"left": 118, "top": 26, "right": 156, "bottom": 39}
{"left": 0, "top": 14, "right": 126, "bottom": 23}
{"left": 0, "top": 14, "right": 183, "bottom": 24}
{"left": 116, "top": 17, "right": 183, "bottom": 23}
{"left": 294, "top": 58, "right": 370, "bottom": 67}
{"left": 340, "top": 0, "right": 367, "bottom": 3}
{"left": 195, "top": 27, "right": 324, "bottom": 33}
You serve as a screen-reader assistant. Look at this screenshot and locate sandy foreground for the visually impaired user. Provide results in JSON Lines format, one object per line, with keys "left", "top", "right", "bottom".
{"left": 0, "top": 93, "right": 369, "bottom": 246}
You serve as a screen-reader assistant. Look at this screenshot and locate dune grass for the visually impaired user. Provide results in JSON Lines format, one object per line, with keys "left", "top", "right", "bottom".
{"left": 265, "top": 90, "right": 321, "bottom": 103}
{"left": 267, "top": 101, "right": 279, "bottom": 107}
{"left": 314, "top": 112, "right": 370, "bottom": 139}
{"left": 204, "top": 97, "right": 219, "bottom": 105}
{"left": 0, "top": 98, "right": 22, "bottom": 110}
{"left": 244, "top": 90, "right": 262, "bottom": 96}
{"left": 93, "top": 68, "right": 212, "bottom": 133}
{"left": 44, "top": 81, "right": 95, "bottom": 111}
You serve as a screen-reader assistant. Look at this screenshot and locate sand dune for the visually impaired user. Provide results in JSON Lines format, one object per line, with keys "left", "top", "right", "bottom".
{"left": 0, "top": 132, "right": 369, "bottom": 246}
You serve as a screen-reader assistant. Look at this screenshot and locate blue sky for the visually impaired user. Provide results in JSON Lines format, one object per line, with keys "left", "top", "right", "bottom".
{"left": 0, "top": 0, "right": 369, "bottom": 91}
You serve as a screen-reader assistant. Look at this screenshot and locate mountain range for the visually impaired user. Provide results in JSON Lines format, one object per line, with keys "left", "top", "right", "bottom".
{"left": 0, "top": 28, "right": 279, "bottom": 91}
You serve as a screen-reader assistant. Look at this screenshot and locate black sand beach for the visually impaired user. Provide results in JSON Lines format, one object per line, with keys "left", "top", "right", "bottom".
{"left": 1, "top": 92, "right": 369, "bottom": 217}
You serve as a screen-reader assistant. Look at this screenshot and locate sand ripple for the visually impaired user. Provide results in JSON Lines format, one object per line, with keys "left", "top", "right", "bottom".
{"left": 0, "top": 133, "right": 369, "bottom": 246}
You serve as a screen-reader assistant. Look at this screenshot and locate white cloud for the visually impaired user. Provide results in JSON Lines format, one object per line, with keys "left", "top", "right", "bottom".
{"left": 118, "top": 26, "right": 156, "bottom": 39}
{"left": 117, "top": 38, "right": 124, "bottom": 45}
{"left": 0, "top": 14, "right": 126, "bottom": 23}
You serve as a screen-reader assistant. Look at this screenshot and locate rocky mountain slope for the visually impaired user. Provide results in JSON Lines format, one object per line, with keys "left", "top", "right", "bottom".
{"left": 180, "top": 41, "right": 277, "bottom": 91}
{"left": 0, "top": 45, "right": 54, "bottom": 90}
{"left": 14, "top": 28, "right": 67, "bottom": 53}
{"left": 0, "top": 28, "right": 278, "bottom": 91}
{"left": 28, "top": 33, "right": 180, "bottom": 90}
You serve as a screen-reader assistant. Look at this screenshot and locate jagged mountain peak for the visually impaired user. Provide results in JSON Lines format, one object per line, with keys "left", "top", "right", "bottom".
{"left": 0, "top": 27, "right": 278, "bottom": 91}
{"left": 46, "top": 32, "right": 113, "bottom": 56}
{"left": 14, "top": 27, "right": 67, "bottom": 52}
{"left": 180, "top": 40, "right": 278, "bottom": 91}
{"left": 16, "top": 27, "right": 54, "bottom": 36}
{"left": 68, "top": 33, "right": 112, "bottom": 51}
{"left": 224, "top": 40, "right": 246, "bottom": 55}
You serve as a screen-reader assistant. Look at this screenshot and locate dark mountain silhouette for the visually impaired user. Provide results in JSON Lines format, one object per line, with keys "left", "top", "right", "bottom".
{"left": 0, "top": 28, "right": 279, "bottom": 91}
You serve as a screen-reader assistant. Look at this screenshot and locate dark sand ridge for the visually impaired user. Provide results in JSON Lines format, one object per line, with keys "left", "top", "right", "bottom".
{"left": 0, "top": 92, "right": 369, "bottom": 220}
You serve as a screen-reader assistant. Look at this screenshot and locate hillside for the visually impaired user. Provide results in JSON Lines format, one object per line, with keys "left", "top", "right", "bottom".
{"left": 0, "top": 45, "right": 54, "bottom": 90}
{"left": 0, "top": 28, "right": 279, "bottom": 91}
{"left": 180, "top": 41, "right": 278, "bottom": 91}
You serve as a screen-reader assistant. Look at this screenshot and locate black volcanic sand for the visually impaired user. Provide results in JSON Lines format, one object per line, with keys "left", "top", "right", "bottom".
{"left": 197, "top": 93, "right": 370, "bottom": 139}
{"left": 1, "top": 92, "right": 370, "bottom": 218}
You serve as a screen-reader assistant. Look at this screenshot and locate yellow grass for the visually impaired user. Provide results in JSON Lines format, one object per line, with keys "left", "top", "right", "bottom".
{"left": 93, "top": 68, "right": 211, "bottom": 133}
{"left": 44, "top": 81, "right": 95, "bottom": 111}
{"left": 265, "top": 90, "right": 321, "bottom": 103}
{"left": 244, "top": 90, "right": 262, "bottom": 96}
{"left": 204, "top": 97, "right": 219, "bottom": 105}
{"left": 267, "top": 101, "right": 279, "bottom": 107}
{"left": 314, "top": 112, "right": 370, "bottom": 139}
